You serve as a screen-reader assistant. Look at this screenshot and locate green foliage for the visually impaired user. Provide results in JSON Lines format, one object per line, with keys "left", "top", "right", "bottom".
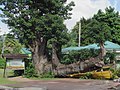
{"left": 0, "top": 0, "right": 75, "bottom": 74}
{"left": 67, "top": 18, "right": 90, "bottom": 47}
{"left": 61, "top": 49, "right": 100, "bottom": 64}
{"left": 104, "top": 52, "right": 116, "bottom": 64}
{"left": 85, "top": 72, "right": 92, "bottom": 79}
{"left": 67, "top": 7, "right": 120, "bottom": 60}
{"left": 70, "top": 7, "right": 120, "bottom": 47}
{"left": 0, "top": 58, "right": 5, "bottom": 69}
{"left": 110, "top": 68, "right": 119, "bottom": 79}
{"left": 94, "top": 7, "right": 120, "bottom": 44}
{"left": 115, "top": 69, "right": 120, "bottom": 77}
{"left": 0, "top": 34, "right": 23, "bottom": 54}
{"left": 40, "top": 72, "right": 55, "bottom": 78}
{"left": 86, "top": 19, "right": 111, "bottom": 44}
{"left": 24, "top": 62, "right": 37, "bottom": 78}
{"left": 0, "top": 77, "right": 16, "bottom": 84}
{"left": 0, "top": 0, "right": 75, "bottom": 47}
{"left": 79, "top": 72, "right": 92, "bottom": 79}
{"left": 64, "top": 32, "right": 78, "bottom": 47}
{"left": 79, "top": 76, "right": 88, "bottom": 79}
{"left": 24, "top": 61, "right": 54, "bottom": 78}
{"left": 5, "top": 34, "right": 23, "bottom": 54}
{"left": 0, "top": 37, "right": 3, "bottom": 54}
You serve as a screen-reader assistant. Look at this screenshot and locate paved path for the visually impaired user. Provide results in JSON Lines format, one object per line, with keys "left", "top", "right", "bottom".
{"left": 2, "top": 77, "right": 120, "bottom": 90}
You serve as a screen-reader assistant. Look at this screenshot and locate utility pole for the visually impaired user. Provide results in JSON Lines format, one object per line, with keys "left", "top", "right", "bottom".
{"left": 78, "top": 21, "right": 81, "bottom": 47}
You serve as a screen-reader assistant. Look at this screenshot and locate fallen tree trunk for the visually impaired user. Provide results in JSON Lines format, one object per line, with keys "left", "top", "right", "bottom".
{"left": 53, "top": 57, "right": 104, "bottom": 76}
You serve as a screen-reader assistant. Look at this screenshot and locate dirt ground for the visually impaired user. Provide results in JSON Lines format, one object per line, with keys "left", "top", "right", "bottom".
{"left": 2, "top": 77, "right": 120, "bottom": 90}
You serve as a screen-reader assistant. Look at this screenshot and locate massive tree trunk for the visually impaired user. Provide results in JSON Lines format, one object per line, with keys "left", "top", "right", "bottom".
{"left": 51, "top": 42, "right": 105, "bottom": 76}
{"left": 54, "top": 57, "right": 104, "bottom": 76}
{"left": 30, "top": 38, "right": 49, "bottom": 75}
{"left": 52, "top": 42, "right": 61, "bottom": 74}
{"left": 30, "top": 40, "right": 105, "bottom": 76}
{"left": 52, "top": 42, "right": 60, "bottom": 67}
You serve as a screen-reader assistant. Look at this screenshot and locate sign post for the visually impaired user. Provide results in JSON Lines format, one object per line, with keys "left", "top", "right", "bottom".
{"left": 3, "top": 54, "right": 28, "bottom": 78}
{"left": 3, "top": 57, "right": 7, "bottom": 78}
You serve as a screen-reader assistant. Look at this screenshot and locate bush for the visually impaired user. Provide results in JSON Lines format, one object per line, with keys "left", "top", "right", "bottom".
{"left": 24, "top": 60, "right": 54, "bottom": 78}
{"left": 79, "top": 72, "right": 92, "bottom": 79}
{"left": 24, "top": 62, "right": 37, "bottom": 78}
{"left": 61, "top": 49, "right": 100, "bottom": 64}
{"left": 110, "top": 68, "right": 119, "bottom": 79}
{"left": 40, "top": 72, "right": 54, "bottom": 78}
{"left": 0, "top": 58, "right": 5, "bottom": 69}
{"left": 104, "top": 52, "right": 116, "bottom": 64}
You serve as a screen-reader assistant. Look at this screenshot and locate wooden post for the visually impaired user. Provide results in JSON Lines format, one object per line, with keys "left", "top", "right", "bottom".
{"left": 3, "top": 58, "right": 7, "bottom": 78}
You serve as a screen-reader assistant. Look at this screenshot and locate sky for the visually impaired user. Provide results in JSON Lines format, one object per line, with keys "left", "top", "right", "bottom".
{"left": 0, "top": 0, "right": 120, "bottom": 35}
{"left": 65, "top": 0, "right": 120, "bottom": 30}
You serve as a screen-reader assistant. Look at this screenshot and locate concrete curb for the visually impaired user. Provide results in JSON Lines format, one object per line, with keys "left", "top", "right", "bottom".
{"left": 0, "top": 85, "right": 12, "bottom": 90}
{"left": 0, "top": 86, "right": 47, "bottom": 90}
{"left": 16, "top": 87, "right": 47, "bottom": 90}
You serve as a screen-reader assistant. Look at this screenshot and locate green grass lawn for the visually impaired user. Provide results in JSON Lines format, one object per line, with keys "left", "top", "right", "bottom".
{"left": 0, "top": 69, "right": 16, "bottom": 85}
{"left": 0, "top": 69, "right": 4, "bottom": 77}
{"left": 0, "top": 77, "right": 16, "bottom": 85}
{"left": 0, "top": 69, "right": 14, "bottom": 77}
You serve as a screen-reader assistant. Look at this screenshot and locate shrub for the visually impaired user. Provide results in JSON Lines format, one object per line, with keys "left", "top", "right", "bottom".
{"left": 24, "top": 59, "right": 54, "bottom": 78}
{"left": 79, "top": 76, "right": 88, "bottom": 79}
{"left": 40, "top": 72, "right": 54, "bottom": 78}
{"left": 24, "top": 62, "right": 37, "bottom": 78}
{"left": 85, "top": 72, "right": 93, "bottom": 79}
{"left": 61, "top": 49, "right": 100, "bottom": 64}
{"left": 79, "top": 72, "right": 92, "bottom": 79}
{"left": 110, "top": 68, "right": 119, "bottom": 79}
{"left": 104, "top": 52, "right": 116, "bottom": 64}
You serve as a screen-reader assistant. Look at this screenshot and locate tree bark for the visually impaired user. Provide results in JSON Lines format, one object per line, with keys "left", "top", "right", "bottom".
{"left": 99, "top": 42, "right": 106, "bottom": 59}
{"left": 30, "top": 39, "right": 48, "bottom": 75}
{"left": 51, "top": 42, "right": 61, "bottom": 74}
{"left": 52, "top": 42, "right": 60, "bottom": 67}
{"left": 54, "top": 57, "right": 104, "bottom": 76}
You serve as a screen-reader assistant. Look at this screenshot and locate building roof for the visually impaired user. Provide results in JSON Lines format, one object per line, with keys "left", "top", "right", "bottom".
{"left": 105, "top": 41, "right": 120, "bottom": 49}
{"left": 62, "top": 41, "right": 120, "bottom": 53}
{"left": 3, "top": 54, "right": 28, "bottom": 59}
{"left": 21, "top": 48, "right": 31, "bottom": 54}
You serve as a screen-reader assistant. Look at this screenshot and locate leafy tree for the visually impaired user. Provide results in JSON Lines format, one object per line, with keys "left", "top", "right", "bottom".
{"left": 0, "top": 34, "right": 23, "bottom": 54}
{"left": 69, "top": 17, "right": 92, "bottom": 47}
{"left": 51, "top": 28, "right": 69, "bottom": 68}
{"left": 71, "top": 7, "right": 120, "bottom": 59}
{"left": 90, "top": 7, "right": 120, "bottom": 58}
{"left": 86, "top": 19, "right": 111, "bottom": 58}
{"left": 5, "top": 34, "right": 23, "bottom": 54}
{"left": 61, "top": 49, "right": 100, "bottom": 64}
{"left": 0, "top": 0, "right": 75, "bottom": 74}
{"left": 93, "top": 7, "right": 120, "bottom": 44}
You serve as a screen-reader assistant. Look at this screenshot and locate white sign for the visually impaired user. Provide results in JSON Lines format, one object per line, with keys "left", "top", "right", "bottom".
{"left": 6, "top": 59, "right": 25, "bottom": 70}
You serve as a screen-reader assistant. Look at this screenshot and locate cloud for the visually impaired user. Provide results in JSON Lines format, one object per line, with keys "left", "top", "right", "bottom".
{"left": 0, "top": 20, "right": 10, "bottom": 35}
{"left": 65, "top": 0, "right": 111, "bottom": 30}
{"left": 0, "top": 0, "right": 114, "bottom": 34}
